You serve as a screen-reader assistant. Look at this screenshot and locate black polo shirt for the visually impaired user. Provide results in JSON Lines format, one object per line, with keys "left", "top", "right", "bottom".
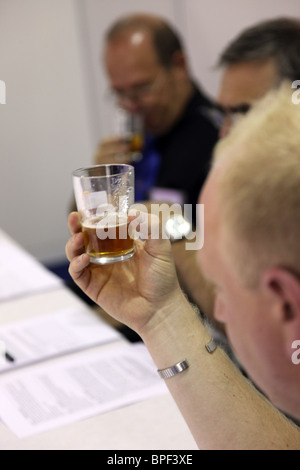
{"left": 154, "top": 84, "right": 219, "bottom": 208}
{"left": 134, "top": 84, "right": 219, "bottom": 225}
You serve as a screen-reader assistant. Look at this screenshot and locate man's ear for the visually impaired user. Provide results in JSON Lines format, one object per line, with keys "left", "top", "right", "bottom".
{"left": 262, "top": 267, "right": 300, "bottom": 358}
{"left": 170, "top": 51, "right": 188, "bottom": 76}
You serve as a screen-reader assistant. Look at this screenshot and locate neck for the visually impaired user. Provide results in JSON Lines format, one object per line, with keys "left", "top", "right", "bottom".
{"left": 162, "top": 79, "right": 194, "bottom": 134}
{"left": 177, "top": 79, "right": 194, "bottom": 114}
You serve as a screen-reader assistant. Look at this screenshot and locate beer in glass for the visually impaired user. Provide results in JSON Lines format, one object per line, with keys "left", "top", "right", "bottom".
{"left": 73, "top": 164, "right": 135, "bottom": 264}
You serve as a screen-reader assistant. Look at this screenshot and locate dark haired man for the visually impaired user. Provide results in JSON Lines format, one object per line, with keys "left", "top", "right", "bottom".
{"left": 175, "top": 16, "right": 300, "bottom": 317}
{"left": 216, "top": 17, "right": 300, "bottom": 137}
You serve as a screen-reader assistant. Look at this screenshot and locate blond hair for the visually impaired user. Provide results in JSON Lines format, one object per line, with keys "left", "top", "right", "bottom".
{"left": 213, "top": 83, "right": 300, "bottom": 287}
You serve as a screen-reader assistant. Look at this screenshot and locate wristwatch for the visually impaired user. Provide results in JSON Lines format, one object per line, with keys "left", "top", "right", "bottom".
{"left": 164, "top": 214, "right": 192, "bottom": 242}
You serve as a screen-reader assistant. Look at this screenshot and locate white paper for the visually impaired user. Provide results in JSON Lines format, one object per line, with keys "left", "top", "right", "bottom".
{"left": 0, "top": 241, "right": 62, "bottom": 302}
{"left": 0, "top": 344, "right": 167, "bottom": 438}
{"left": 0, "top": 306, "right": 121, "bottom": 372}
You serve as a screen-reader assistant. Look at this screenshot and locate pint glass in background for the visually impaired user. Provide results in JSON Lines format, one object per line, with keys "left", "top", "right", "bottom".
{"left": 73, "top": 164, "right": 135, "bottom": 264}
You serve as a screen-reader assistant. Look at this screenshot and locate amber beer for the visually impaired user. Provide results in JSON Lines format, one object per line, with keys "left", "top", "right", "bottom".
{"left": 125, "top": 132, "right": 144, "bottom": 162}
{"left": 73, "top": 163, "right": 135, "bottom": 264}
{"left": 129, "top": 133, "right": 143, "bottom": 152}
{"left": 82, "top": 214, "right": 134, "bottom": 262}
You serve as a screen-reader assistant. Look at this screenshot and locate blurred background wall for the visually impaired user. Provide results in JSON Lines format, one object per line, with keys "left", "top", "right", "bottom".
{"left": 0, "top": 0, "right": 299, "bottom": 268}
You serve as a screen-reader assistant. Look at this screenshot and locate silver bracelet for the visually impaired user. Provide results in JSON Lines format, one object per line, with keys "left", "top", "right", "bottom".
{"left": 205, "top": 338, "right": 217, "bottom": 353}
{"left": 157, "top": 340, "right": 217, "bottom": 380}
{"left": 157, "top": 360, "right": 189, "bottom": 380}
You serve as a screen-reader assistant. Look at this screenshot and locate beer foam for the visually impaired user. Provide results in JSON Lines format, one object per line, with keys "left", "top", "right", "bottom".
{"left": 82, "top": 214, "right": 128, "bottom": 229}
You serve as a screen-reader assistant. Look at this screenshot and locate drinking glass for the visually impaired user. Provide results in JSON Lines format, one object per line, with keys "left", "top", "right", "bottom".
{"left": 114, "top": 108, "right": 144, "bottom": 162}
{"left": 73, "top": 164, "right": 135, "bottom": 264}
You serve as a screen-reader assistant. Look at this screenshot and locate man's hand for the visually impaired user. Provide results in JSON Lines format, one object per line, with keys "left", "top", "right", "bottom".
{"left": 94, "top": 136, "right": 133, "bottom": 165}
{"left": 66, "top": 212, "right": 182, "bottom": 335}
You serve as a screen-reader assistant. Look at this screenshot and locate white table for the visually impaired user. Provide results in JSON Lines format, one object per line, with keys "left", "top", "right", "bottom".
{"left": 0, "top": 230, "right": 197, "bottom": 450}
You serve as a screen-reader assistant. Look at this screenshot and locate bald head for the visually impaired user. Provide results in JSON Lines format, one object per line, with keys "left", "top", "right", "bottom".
{"left": 103, "top": 13, "right": 193, "bottom": 135}
{"left": 105, "top": 13, "right": 184, "bottom": 68}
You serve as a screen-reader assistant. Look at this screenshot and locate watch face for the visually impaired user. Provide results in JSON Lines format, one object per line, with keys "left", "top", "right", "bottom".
{"left": 165, "top": 214, "right": 191, "bottom": 240}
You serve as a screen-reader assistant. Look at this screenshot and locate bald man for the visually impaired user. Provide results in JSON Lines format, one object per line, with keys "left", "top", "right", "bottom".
{"left": 95, "top": 13, "right": 218, "bottom": 210}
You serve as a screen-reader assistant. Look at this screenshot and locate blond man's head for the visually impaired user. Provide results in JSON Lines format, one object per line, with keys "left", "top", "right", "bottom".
{"left": 213, "top": 83, "right": 300, "bottom": 288}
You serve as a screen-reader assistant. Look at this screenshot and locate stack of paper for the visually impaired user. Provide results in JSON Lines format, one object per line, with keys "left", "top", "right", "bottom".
{"left": 0, "top": 307, "right": 167, "bottom": 438}
{"left": 0, "top": 343, "right": 166, "bottom": 438}
{"left": 0, "top": 240, "right": 62, "bottom": 302}
{"left": 0, "top": 306, "right": 121, "bottom": 372}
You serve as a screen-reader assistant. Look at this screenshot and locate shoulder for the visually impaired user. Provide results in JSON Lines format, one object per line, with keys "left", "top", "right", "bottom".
{"left": 181, "top": 84, "right": 218, "bottom": 133}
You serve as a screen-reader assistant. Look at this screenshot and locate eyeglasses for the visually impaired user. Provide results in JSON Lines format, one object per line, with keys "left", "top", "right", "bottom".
{"left": 110, "top": 71, "right": 166, "bottom": 105}
{"left": 209, "top": 103, "right": 251, "bottom": 129}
